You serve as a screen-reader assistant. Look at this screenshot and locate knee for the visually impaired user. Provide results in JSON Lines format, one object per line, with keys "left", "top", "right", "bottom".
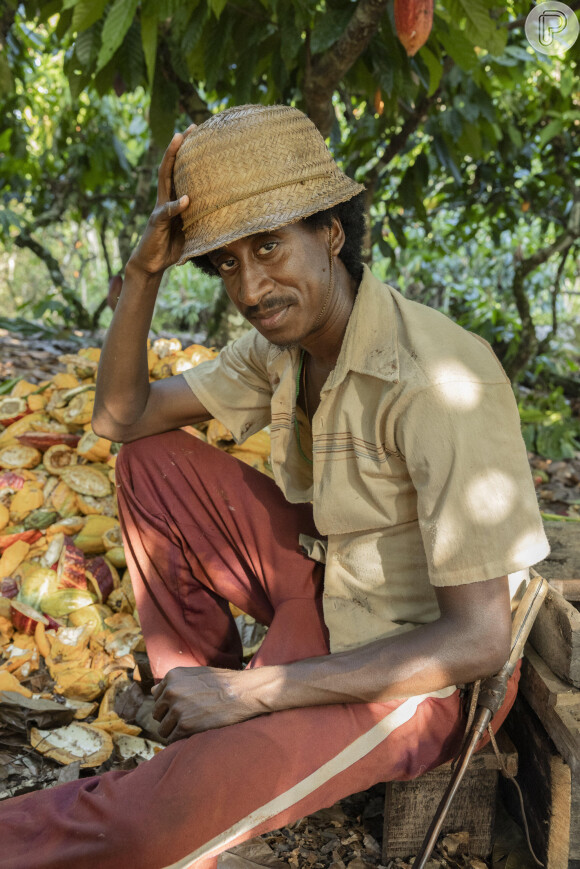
{"left": 117, "top": 430, "right": 203, "bottom": 478}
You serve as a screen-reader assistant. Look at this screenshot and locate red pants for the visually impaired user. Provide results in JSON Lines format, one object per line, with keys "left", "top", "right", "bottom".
{"left": 0, "top": 431, "right": 519, "bottom": 869}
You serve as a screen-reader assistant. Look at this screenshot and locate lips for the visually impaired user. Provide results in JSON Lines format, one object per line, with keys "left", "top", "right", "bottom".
{"left": 251, "top": 306, "right": 290, "bottom": 329}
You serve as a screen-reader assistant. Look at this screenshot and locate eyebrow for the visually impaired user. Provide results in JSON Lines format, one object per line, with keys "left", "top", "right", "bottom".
{"left": 210, "top": 232, "right": 281, "bottom": 261}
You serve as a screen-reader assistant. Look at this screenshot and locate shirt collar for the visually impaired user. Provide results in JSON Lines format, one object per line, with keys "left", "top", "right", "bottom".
{"left": 266, "top": 265, "right": 400, "bottom": 388}
{"left": 327, "top": 265, "right": 399, "bottom": 391}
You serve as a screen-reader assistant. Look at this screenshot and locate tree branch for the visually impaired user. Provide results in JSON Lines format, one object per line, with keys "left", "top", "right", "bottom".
{"left": 117, "top": 138, "right": 161, "bottom": 267}
{"left": 303, "top": 0, "right": 390, "bottom": 135}
{"left": 13, "top": 231, "right": 91, "bottom": 328}
{"left": 98, "top": 214, "right": 113, "bottom": 281}
{"left": 505, "top": 224, "right": 579, "bottom": 381}
{"left": 538, "top": 242, "right": 574, "bottom": 353}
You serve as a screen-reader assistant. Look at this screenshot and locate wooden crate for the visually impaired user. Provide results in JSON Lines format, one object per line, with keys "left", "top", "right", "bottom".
{"left": 549, "top": 579, "right": 580, "bottom": 603}
{"left": 503, "top": 693, "right": 572, "bottom": 869}
{"left": 382, "top": 732, "right": 517, "bottom": 860}
{"left": 530, "top": 585, "right": 580, "bottom": 689}
{"left": 520, "top": 645, "right": 580, "bottom": 862}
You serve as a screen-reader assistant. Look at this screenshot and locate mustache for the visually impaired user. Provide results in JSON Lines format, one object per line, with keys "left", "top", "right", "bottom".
{"left": 245, "top": 295, "right": 294, "bottom": 317}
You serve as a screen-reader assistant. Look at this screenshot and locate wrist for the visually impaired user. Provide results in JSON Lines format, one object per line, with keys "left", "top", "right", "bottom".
{"left": 237, "top": 665, "right": 291, "bottom": 715}
{"left": 124, "top": 257, "right": 165, "bottom": 289}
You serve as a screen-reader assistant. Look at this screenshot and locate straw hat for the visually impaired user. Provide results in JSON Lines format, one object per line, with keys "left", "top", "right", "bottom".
{"left": 173, "top": 104, "right": 364, "bottom": 265}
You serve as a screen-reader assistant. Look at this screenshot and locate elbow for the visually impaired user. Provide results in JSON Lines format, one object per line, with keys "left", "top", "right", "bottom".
{"left": 470, "top": 623, "right": 511, "bottom": 681}
{"left": 91, "top": 409, "right": 128, "bottom": 444}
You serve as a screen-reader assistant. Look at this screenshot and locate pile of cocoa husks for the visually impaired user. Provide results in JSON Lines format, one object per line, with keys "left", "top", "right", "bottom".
{"left": 0, "top": 338, "right": 271, "bottom": 788}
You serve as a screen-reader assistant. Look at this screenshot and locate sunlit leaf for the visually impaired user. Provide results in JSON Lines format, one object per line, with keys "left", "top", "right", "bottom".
{"left": 140, "top": 12, "right": 157, "bottom": 85}
{"left": 96, "top": 0, "right": 139, "bottom": 73}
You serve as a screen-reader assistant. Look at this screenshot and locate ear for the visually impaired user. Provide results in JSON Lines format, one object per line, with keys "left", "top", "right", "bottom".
{"left": 330, "top": 216, "right": 346, "bottom": 256}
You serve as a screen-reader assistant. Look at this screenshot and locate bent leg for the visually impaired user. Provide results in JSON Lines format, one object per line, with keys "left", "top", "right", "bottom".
{"left": 0, "top": 663, "right": 519, "bottom": 869}
{"left": 115, "top": 430, "right": 327, "bottom": 677}
{"left": 0, "top": 684, "right": 472, "bottom": 869}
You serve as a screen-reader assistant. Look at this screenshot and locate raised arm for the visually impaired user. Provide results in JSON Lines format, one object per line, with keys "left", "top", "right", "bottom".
{"left": 92, "top": 129, "right": 212, "bottom": 443}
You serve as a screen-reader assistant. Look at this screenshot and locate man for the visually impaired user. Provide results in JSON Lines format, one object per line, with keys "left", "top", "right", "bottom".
{"left": 0, "top": 105, "right": 549, "bottom": 869}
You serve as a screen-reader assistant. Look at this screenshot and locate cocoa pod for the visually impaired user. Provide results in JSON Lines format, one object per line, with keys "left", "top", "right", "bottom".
{"left": 394, "top": 0, "right": 433, "bottom": 57}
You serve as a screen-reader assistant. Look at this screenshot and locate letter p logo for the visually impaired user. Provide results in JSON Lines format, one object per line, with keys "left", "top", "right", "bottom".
{"left": 526, "top": 1, "right": 579, "bottom": 55}
{"left": 539, "top": 10, "right": 567, "bottom": 45}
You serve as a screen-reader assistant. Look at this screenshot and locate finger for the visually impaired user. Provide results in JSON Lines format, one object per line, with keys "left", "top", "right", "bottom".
{"left": 157, "top": 710, "right": 178, "bottom": 740}
{"left": 152, "top": 691, "right": 169, "bottom": 722}
{"left": 157, "top": 132, "right": 185, "bottom": 203}
{"left": 149, "top": 195, "right": 189, "bottom": 229}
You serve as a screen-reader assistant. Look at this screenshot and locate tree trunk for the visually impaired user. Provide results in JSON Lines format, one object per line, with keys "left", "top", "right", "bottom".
{"left": 13, "top": 233, "right": 92, "bottom": 329}
{"left": 118, "top": 140, "right": 161, "bottom": 268}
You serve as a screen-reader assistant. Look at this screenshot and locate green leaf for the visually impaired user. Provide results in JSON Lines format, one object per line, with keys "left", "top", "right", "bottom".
{"left": 0, "top": 53, "right": 14, "bottom": 95}
{"left": 310, "top": 7, "right": 352, "bottom": 55}
{"left": 419, "top": 46, "right": 443, "bottom": 96}
{"left": 203, "top": 15, "right": 233, "bottom": 90}
{"left": 209, "top": 0, "right": 228, "bottom": 19}
{"left": 72, "top": 0, "right": 109, "bottom": 33}
{"left": 150, "top": 66, "right": 179, "bottom": 146}
{"left": 507, "top": 125, "right": 523, "bottom": 150}
{"left": 440, "top": 107, "right": 463, "bottom": 140}
{"left": 96, "top": 0, "right": 139, "bottom": 73}
{"left": 437, "top": 29, "right": 478, "bottom": 71}
{"left": 278, "top": 4, "right": 303, "bottom": 69}
{"left": 141, "top": 12, "right": 157, "bottom": 85}
{"left": 538, "top": 118, "right": 564, "bottom": 150}
{"left": 457, "top": 122, "right": 482, "bottom": 158}
{"left": 0, "top": 129, "right": 12, "bottom": 152}
{"left": 75, "top": 24, "right": 102, "bottom": 68}
{"left": 452, "top": 0, "right": 494, "bottom": 38}
{"left": 115, "top": 20, "right": 145, "bottom": 91}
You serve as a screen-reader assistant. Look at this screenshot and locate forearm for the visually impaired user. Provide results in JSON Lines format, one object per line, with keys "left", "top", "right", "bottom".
{"left": 93, "top": 262, "right": 162, "bottom": 437}
{"left": 242, "top": 614, "right": 507, "bottom": 717}
{"left": 153, "top": 576, "right": 511, "bottom": 740}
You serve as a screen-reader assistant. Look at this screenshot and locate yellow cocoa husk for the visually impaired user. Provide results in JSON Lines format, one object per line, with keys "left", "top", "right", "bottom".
{"left": 9, "top": 481, "right": 44, "bottom": 521}
{"left": 74, "top": 515, "right": 119, "bottom": 554}
{"left": 10, "top": 381, "right": 37, "bottom": 398}
{"left": 0, "top": 539, "right": 31, "bottom": 577}
{"left": 48, "top": 480, "right": 80, "bottom": 518}
{"left": 0, "top": 670, "right": 33, "bottom": 697}
{"left": 52, "top": 373, "right": 80, "bottom": 390}
{"left": 0, "top": 502, "right": 10, "bottom": 531}
{"left": 26, "top": 393, "right": 48, "bottom": 411}
{"left": 76, "top": 431, "right": 112, "bottom": 462}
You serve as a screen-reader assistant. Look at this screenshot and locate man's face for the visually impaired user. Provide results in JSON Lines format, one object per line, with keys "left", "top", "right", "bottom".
{"left": 207, "top": 221, "right": 336, "bottom": 348}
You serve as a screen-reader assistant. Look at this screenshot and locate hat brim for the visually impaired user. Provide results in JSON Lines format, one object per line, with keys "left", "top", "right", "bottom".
{"left": 176, "top": 174, "right": 364, "bottom": 265}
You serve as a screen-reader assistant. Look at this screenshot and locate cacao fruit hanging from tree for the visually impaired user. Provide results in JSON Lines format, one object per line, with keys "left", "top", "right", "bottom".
{"left": 394, "top": 0, "right": 434, "bottom": 57}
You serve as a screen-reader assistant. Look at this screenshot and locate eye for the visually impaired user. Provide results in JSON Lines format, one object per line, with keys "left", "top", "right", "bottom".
{"left": 218, "top": 257, "right": 237, "bottom": 274}
{"left": 258, "top": 241, "right": 278, "bottom": 255}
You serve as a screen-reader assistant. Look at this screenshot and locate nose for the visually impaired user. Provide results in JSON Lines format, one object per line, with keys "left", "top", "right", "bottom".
{"left": 236, "top": 259, "right": 273, "bottom": 308}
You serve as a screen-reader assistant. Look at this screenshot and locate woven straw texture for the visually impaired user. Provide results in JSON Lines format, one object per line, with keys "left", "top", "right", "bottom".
{"left": 173, "top": 104, "right": 364, "bottom": 264}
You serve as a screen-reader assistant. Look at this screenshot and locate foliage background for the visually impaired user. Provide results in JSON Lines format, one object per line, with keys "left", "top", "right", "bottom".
{"left": 0, "top": 0, "right": 579, "bottom": 454}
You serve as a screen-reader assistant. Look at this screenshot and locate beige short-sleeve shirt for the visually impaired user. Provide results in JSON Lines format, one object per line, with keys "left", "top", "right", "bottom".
{"left": 184, "top": 266, "right": 549, "bottom": 651}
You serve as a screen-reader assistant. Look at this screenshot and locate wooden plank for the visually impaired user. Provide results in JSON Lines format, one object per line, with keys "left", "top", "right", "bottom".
{"left": 573, "top": 774, "right": 580, "bottom": 861}
{"left": 538, "top": 522, "right": 580, "bottom": 586}
{"left": 384, "top": 769, "right": 498, "bottom": 858}
{"left": 382, "top": 734, "right": 517, "bottom": 859}
{"left": 549, "top": 579, "right": 580, "bottom": 602}
{"left": 503, "top": 695, "right": 571, "bottom": 869}
{"left": 529, "top": 586, "right": 580, "bottom": 688}
{"left": 520, "top": 645, "right": 580, "bottom": 775}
